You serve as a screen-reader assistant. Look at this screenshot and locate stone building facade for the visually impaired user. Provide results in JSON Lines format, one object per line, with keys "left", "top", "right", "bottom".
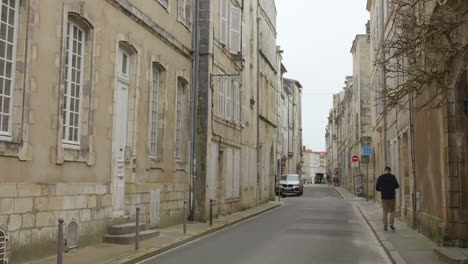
{"left": 367, "top": 0, "right": 468, "bottom": 245}
{"left": 282, "top": 78, "right": 303, "bottom": 176}
{"left": 0, "top": 0, "right": 193, "bottom": 262}
{"left": 302, "top": 148, "right": 326, "bottom": 182}
{"left": 328, "top": 0, "right": 467, "bottom": 247}
{"left": 193, "top": 0, "right": 285, "bottom": 219}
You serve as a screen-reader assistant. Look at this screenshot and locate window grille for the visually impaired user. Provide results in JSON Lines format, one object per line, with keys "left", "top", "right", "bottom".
{"left": 0, "top": 229, "right": 7, "bottom": 264}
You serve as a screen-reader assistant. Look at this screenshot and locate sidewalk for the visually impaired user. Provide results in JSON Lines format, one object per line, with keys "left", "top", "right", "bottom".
{"left": 334, "top": 186, "right": 468, "bottom": 264}
{"left": 26, "top": 201, "right": 283, "bottom": 264}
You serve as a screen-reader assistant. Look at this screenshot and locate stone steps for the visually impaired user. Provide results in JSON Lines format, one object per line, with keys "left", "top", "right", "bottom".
{"left": 104, "top": 218, "right": 160, "bottom": 245}
{"left": 108, "top": 222, "right": 148, "bottom": 235}
{"left": 104, "top": 229, "right": 161, "bottom": 244}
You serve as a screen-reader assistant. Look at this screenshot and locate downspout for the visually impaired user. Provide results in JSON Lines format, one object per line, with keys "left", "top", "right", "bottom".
{"left": 189, "top": 0, "right": 200, "bottom": 221}
{"left": 380, "top": 0, "right": 388, "bottom": 166}
{"left": 409, "top": 92, "right": 416, "bottom": 228}
{"left": 256, "top": 13, "right": 261, "bottom": 206}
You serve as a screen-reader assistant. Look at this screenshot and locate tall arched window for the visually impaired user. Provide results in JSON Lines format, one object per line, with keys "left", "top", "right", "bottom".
{"left": 62, "top": 20, "right": 85, "bottom": 145}
{"left": 0, "top": 0, "right": 18, "bottom": 139}
{"left": 149, "top": 63, "right": 164, "bottom": 157}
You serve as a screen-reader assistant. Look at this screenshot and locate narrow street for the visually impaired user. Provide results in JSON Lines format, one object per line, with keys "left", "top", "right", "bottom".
{"left": 140, "top": 185, "right": 391, "bottom": 264}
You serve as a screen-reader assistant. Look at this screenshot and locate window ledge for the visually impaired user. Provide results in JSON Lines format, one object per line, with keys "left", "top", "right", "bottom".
{"left": 62, "top": 148, "right": 92, "bottom": 164}
{"left": 213, "top": 116, "right": 243, "bottom": 130}
{"left": 0, "top": 140, "right": 21, "bottom": 157}
{"left": 178, "top": 17, "right": 192, "bottom": 31}
{"left": 156, "top": 0, "right": 170, "bottom": 13}
{"left": 174, "top": 160, "right": 188, "bottom": 172}
{"left": 148, "top": 156, "right": 164, "bottom": 170}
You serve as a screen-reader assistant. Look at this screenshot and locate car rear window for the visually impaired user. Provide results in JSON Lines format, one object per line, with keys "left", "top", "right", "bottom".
{"left": 280, "top": 175, "right": 299, "bottom": 181}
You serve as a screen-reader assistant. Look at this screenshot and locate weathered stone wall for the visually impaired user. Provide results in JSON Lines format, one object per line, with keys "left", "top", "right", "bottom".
{"left": 0, "top": 183, "right": 111, "bottom": 263}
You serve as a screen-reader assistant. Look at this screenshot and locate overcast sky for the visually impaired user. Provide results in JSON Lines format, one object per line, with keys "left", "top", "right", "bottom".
{"left": 276, "top": 1, "right": 369, "bottom": 151}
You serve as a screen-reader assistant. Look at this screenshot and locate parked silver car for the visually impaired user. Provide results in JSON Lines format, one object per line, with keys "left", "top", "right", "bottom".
{"left": 276, "top": 174, "right": 303, "bottom": 196}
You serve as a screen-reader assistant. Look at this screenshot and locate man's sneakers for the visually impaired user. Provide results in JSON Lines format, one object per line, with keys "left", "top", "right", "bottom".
{"left": 384, "top": 223, "right": 396, "bottom": 231}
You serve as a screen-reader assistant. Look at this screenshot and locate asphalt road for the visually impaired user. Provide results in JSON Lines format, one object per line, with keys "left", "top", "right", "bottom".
{"left": 140, "top": 185, "right": 391, "bottom": 264}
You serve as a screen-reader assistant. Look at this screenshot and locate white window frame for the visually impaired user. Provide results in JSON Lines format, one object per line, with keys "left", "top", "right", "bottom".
{"left": 118, "top": 49, "right": 130, "bottom": 81}
{"left": 219, "top": 0, "right": 228, "bottom": 44}
{"left": 149, "top": 65, "right": 160, "bottom": 157}
{"left": 0, "top": 0, "right": 18, "bottom": 140}
{"left": 62, "top": 20, "right": 85, "bottom": 147}
{"left": 175, "top": 79, "right": 185, "bottom": 161}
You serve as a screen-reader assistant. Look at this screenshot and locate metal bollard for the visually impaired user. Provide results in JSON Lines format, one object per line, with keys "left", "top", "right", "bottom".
{"left": 209, "top": 199, "right": 213, "bottom": 226}
{"left": 135, "top": 207, "right": 140, "bottom": 250}
{"left": 183, "top": 201, "right": 187, "bottom": 234}
{"left": 57, "top": 218, "right": 64, "bottom": 264}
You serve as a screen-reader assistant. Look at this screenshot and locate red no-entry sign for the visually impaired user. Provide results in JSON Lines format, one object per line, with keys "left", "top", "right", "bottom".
{"left": 352, "top": 156, "right": 359, "bottom": 162}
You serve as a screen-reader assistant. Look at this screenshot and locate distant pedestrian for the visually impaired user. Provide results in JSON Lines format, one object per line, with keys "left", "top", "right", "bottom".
{"left": 376, "top": 167, "right": 400, "bottom": 231}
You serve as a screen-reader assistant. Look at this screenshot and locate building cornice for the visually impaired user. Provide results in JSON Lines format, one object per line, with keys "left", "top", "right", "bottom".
{"left": 107, "top": 0, "right": 193, "bottom": 59}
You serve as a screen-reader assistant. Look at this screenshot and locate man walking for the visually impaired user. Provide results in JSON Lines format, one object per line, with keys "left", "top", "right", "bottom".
{"left": 376, "top": 167, "right": 400, "bottom": 231}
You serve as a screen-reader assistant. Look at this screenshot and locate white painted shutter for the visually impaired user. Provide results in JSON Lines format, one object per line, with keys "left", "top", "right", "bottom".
{"left": 218, "top": 77, "right": 225, "bottom": 116}
{"left": 220, "top": 0, "right": 228, "bottom": 44}
{"left": 226, "top": 148, "right": 233, "bottom": 198}
{"left": 233, "top": 149, "right": 240, "bottom": 197}
{"left": 209, "top": 143, "right": 218, "bottom": 200}
{"left": 229, "top": 7, "right": 241, "bottom": 53}
{"left": 242, "top": 22, "right": 246, "bottom": 51}
{"left": 233, "top": 81, "right": 239, "bottom": 122}
{"left": 225, "top": 78, "right": 231, "bottom": 120}
{"left": 241, "top": 87, "right": 247, "bottom": 125}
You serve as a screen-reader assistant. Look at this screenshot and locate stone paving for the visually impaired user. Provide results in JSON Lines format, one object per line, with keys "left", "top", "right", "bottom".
{"left": 334, "top": 186, "right": 468, "bottom": 264}
{"left": 25, "top": 202, "right": 283, "bottom": 264}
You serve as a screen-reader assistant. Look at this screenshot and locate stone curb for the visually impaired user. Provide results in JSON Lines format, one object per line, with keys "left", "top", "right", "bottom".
{"left": 332, "top": 186, "right": 345, "bottom": 199}
{"left": 110, "top": 203, "right": 284, "bottom": 264}
{"left": 332, "top": 187, "right": 406, "bottom": 264}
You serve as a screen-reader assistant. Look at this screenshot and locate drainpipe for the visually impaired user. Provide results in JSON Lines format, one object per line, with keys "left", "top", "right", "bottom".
{"left": 409, "top": 92, "right": 417, "bottom": 228}
{"left": 189, "top": 0, "right": 200, "bottom": 221}
{"left": 256, "top": 13, "right": 261, "bottom": 206}
{"left": 380, "top": 0, "right": 388, "bottom": 167}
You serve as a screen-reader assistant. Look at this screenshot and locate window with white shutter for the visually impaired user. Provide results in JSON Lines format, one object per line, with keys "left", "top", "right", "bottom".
{"left": 240, "top": 86, "right": 245, "bottom": 124}
{"left": 229, "top": 7, "right": 241, "bottom": 53}
{"left": 232, "top": 81, "right": 239, "bottom": 122}
{"left": 0, "top": 0, "right": 18, "bottom": 138}
{"left": 149, "top": 65, "right": 161, "bottom": 157}
{"left": 219, "top": 0, "right": 228, "bottom": 44}
{"left": 218, "top": 77, "right": 225, "bottom": 117}
{"left": 225, "top": 77, "right": 231, "bottom": 120}
{"left": 175, "top": 79, "right": 186, "bottom": 160}
{"left": 178, "top": 0, "right": 192, "bottom": 26}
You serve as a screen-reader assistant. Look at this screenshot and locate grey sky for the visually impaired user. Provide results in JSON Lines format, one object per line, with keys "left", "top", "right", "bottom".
{"left": 276, "top": 1, "right": 369, "bottom": 151}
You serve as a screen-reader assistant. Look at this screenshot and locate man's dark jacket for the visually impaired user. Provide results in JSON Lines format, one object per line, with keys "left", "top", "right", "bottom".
{"left": 376, "top": 173, "right": 400, "bottom": 200}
